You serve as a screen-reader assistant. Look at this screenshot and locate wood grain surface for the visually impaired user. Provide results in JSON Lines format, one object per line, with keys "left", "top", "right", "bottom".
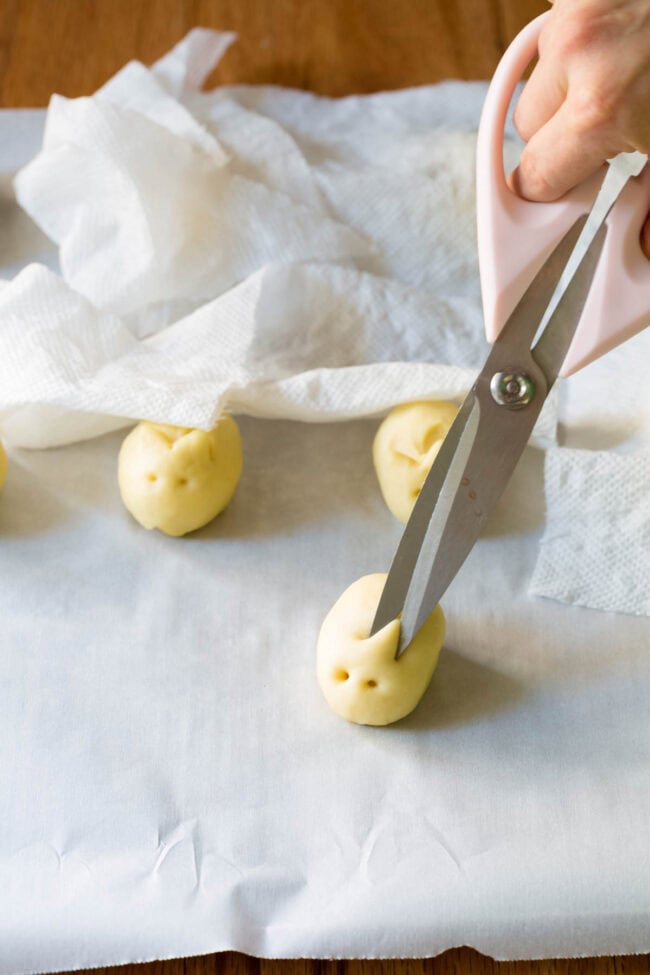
{"left": 2, "top": 2, "right": 648, "bottom": 974}
{"left": 56, "top": 950, "right": 650, "bottom": 975}
{"left": 0, "top": 0, "right": 548, "bottom": 105}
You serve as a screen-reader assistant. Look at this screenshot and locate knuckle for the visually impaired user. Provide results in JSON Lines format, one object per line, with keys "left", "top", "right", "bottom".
{"left": 569, "top": 87, "right": 617, "bottom": 134}
{"left": 553, "top": 10, "right": 598, "bottom": 58}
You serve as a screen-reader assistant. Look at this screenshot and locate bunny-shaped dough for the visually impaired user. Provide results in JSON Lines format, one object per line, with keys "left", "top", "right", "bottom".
{"left": 118, "top": 417, "right": 242, "bottom": 536}
{"left": 317, "top": 573, "right": 445, "bottom": 726}
{"left": 373, "top": 401, "right": 458, "bottom": 523}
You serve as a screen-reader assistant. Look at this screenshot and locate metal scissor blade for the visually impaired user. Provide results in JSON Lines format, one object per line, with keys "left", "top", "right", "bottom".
{"left": 395, "top": 376, "right": 545, "bottom": 656}
{"left": 400, "top": 224, "right": 608, "bottom": 654}
{"left": 370, "top": 392, "right": 480, "bottom": 636}
{"left": 373, "top": 215, "right": 609, "bottom": 658}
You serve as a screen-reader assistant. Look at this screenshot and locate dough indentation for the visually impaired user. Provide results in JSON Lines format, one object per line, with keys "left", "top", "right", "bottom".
{"left": 373, "top": 401, "right": 458, "bottom": 523}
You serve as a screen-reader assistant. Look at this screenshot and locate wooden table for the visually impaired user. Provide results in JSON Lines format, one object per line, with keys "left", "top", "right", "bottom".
{"left": 1, "top": 2, "right": 648, "bottom": 974}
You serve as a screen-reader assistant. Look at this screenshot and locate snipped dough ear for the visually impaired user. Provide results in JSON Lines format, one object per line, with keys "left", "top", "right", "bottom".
{"left": 118, "top": 416, "right": 242, "bottom": 536}
{"left": 373, "top": 401, "right": 458, "bottom": 523}
{"left": 317, "top": 573, "right": 445, "bottom": 726}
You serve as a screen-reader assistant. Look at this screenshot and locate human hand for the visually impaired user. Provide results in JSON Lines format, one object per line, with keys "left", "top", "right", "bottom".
{"left": 511, "top": 0, "right": 650, "bottom": 256}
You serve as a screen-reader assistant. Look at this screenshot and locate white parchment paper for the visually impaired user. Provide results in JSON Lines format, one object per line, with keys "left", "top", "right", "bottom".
{"left": 3, "top": 417, "right": 650, "bottom": 970}
{"left": 1, "top": 102, "right": 650, "bottom": 975}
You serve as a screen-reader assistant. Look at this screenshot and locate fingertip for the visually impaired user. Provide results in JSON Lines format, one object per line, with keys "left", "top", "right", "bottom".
{"left": 507, "top": 167, "right": 522, "bottom": 196}
{"left": 512, "top": 102, "right": 531, "bottom": 143}
{"left": 513, "top": 150, "right": 558, "bottom": 202}
{"left": 507, "top": 163, "right": 553, "bottom": 203}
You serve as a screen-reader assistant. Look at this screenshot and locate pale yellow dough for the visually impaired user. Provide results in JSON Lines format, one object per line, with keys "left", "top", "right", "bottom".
{"left": 317, "top": 573, "right": 445, "bottom": 726}
{"left": 0, "top": 439, "right": 6, "bottom": 491}
{"left": 373, "top": 400, "right": 459, "bottom": 523}
{"left": 118, "top": 418, "right": 242, "bottom": 536}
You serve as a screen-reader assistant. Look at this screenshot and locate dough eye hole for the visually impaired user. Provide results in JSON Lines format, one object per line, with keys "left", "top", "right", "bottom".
{"left": 333, "top": 669, "right": 349, "bottom": 682}
{"left": 177, "top": 477, "right": 189, "bottom": 487}
{"left": 146, "top": 473, "right": 157, "bottom": 482}
{"left": 365, "top": 679, "right": 378, "bottom": 689}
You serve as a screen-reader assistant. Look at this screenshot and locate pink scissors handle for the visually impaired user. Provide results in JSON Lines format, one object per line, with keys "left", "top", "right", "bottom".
{"left": 477, "top": 11, "right": 650, "bottom": 376}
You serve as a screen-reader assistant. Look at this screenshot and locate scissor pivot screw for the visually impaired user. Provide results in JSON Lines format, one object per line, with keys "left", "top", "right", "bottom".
{"left": 490, "top": 371, "right": 535, "bottom": 409}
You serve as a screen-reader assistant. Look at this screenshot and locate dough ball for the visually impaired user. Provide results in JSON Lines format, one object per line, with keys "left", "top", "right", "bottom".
{"left": 317, "top": 573, "right": 445, "bottom": 726}
{"left": 373, "top": 400, "right": 459, "bottom": 523}
{"left": 118, "top": 417, "right": 242, "bottom": 536}
{"left": 0, "top": 439, "right": 6, "bottom": 491}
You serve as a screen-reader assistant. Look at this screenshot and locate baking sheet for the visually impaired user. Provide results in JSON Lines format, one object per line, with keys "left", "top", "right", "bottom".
{"left": 1, "top": 110, "right": 650, "bottom": 973}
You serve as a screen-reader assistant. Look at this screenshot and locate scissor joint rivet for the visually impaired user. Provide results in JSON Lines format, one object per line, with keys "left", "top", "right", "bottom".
{"left": 490, "top": 371, "right": 536, "bottom": 409}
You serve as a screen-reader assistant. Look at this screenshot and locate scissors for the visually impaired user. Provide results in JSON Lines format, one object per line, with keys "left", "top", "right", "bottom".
{"left": 371, "top": 12, "right": 650, "bottom": 657}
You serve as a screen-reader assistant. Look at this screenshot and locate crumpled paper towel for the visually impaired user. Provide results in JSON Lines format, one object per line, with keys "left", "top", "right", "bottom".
{"left": 0, "top": 261, "right": 496, "bottom": 447}
{"left": 14, "top": 35, "right": 371, "bottom": 321}
{"left": 4, "top": 28, "right": 553, "bottom": 452}
{"left": 15, "top": 28, "right": 497, "bottom": 330}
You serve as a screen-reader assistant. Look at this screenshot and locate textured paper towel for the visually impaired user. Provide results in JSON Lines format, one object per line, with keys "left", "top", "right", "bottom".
{"left": 530, "top": 326, "right": 650, "bottom": 617}
{"left": 0, "top": 259, "right": 558, "bottom": 448}
{"left": 530, "top": 447, "right": 650, "bottom": 616}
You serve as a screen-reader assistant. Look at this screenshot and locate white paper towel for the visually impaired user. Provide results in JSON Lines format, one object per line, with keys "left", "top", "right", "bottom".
{"left": 4, "top": 29, "right": 539, "bottom": 451}
{"left": 0, "top": 259, "right": 559, "bottom": 448}
{"left": 530, "top": 446, "right": 650, "bottom": 615}
{"left": 14, "top": 94, "right": 370, "bottom": 320}
{"left": 530, "top": 326, "right": 650, "bottom": 617}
